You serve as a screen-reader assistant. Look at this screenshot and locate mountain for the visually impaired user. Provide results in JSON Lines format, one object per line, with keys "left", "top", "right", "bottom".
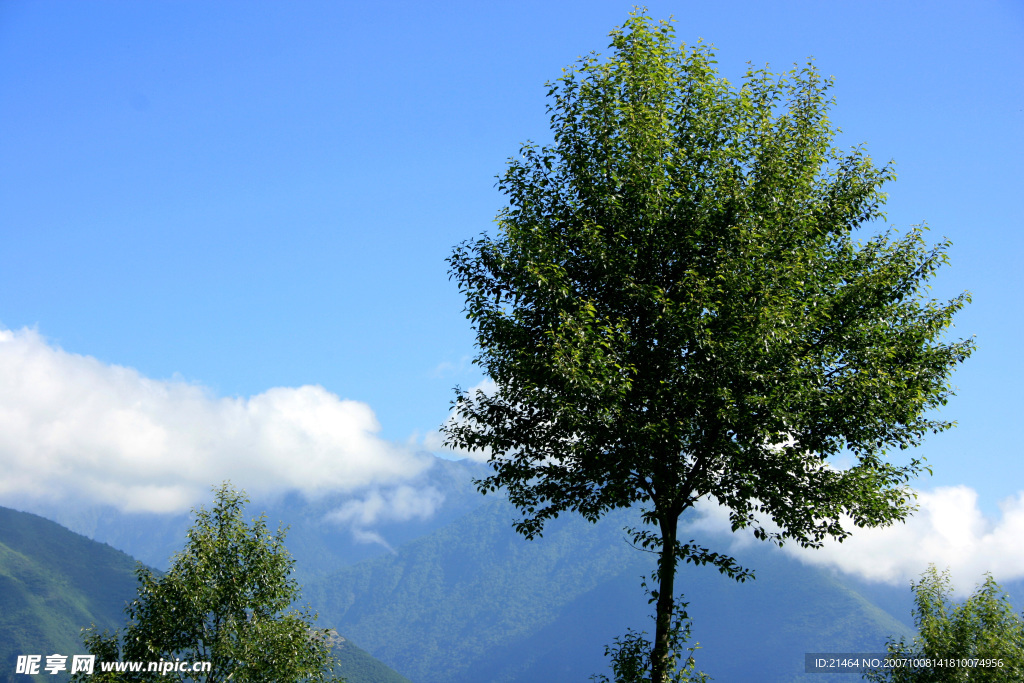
{"left": 331, "top": 634, "right": 413, "bottom": 683}
{"left": 0, "top": 506, "right": 411, "bottom": 683}
{"left": 305, "top": 497, "right": 920, "bottom": 683}
{"left": 0, "top": 506, "right": 139, "bottom": 683}
{"left": 12, "top": 456, "right": 1024, "bottom": 682}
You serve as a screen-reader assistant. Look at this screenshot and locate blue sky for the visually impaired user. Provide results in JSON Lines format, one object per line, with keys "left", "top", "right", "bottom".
{"left": 1, "top": 1, "right": 1022, "bottom": 588}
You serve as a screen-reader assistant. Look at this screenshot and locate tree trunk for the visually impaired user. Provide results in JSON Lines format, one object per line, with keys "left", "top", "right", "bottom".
{"left": 651, "top": 509, "right": 679, "bottom": 683}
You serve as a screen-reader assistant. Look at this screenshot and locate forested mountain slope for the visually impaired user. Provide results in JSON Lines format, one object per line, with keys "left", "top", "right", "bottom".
{"left": 0, "top": 506, "right": 138, "bottom": 683}
{"left": 307, "top": 498, "right": 919, "bottom": 683}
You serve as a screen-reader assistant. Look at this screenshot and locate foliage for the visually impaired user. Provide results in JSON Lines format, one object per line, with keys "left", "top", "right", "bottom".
{"left": 443, "top": 10, "right": 973, "bottom": 682}
{"left": 591, "top": 580, "right": 709, "bottom": 683}
{"left": 74, "top": 483, "right": 343, "bottom": 683}
{"left": 863, "top": 566, "right": 1024, "bottom": 682}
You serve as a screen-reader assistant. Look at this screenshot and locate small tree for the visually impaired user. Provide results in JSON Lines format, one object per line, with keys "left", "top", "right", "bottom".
{"left": 864, "top": 566, "right": 1024, "bottom": 682}
{"left": 75, "top": 483, "right": 343, "bottom": 683}
{"left": 591, "top": 587, "right": 709, "bottom": 683}
{"left": 443, "top": 11, "right": 973, "bottom": 683}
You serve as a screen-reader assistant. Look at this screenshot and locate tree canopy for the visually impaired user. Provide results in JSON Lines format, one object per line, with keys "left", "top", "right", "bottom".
{"left": 864, "top": 566, "right": 1024, "bottom": 682}
{"left": 444, "top": 11, "right": 974, "bottom": 682}
{"left": 75, "top": 483, "right": 343, "bottom": 683}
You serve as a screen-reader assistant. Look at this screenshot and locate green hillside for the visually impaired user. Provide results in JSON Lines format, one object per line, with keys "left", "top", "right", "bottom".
{"left": 0, "top": 506, "right": 411, "bottom": 683}
{"left": 308, "top": 497, "right": 917, "bottom": 683}
{"left": 0, "top": 506, "right": 139, "bottom": 683}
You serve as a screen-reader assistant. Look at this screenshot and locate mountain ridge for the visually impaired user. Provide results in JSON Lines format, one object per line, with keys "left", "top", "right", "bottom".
{"left": 306, "top": 496, "right": 921, "bottom": 682}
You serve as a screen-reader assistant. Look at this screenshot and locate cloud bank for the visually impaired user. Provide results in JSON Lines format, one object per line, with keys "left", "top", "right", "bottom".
{"left": 0, "top": 327, "right": 432, "bottom": 513}
{"left": 7, "top": 326, "right": 1018, "bottom": 589}
{"left": 687, "top": 486, "right": 1024, "bottom": 595}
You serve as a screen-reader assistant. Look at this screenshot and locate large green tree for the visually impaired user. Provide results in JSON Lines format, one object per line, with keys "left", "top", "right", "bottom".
{"left": 443, "top": 12, "right": 974, "bottom": 683}
{"left": 864, "top": 566, "right": 1024, "bottom": 682}
{"left": 75, "top": 483, "right": 343, "bottom": 683}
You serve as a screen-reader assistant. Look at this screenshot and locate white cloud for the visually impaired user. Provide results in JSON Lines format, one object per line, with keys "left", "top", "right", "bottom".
{"left": 686, "top": 486, "right": 1024, "bottom": 596}
{"left": 325, "top": 485, "right": 445, "bottom": 528}
{"left": 0, "top": 327, "right": 432, "bottom": 513}
{"left": 324, "top": 484, "right": 445, "bottom": 550}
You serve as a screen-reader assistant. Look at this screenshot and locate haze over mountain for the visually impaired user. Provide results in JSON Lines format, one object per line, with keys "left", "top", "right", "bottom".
{"left": 20, "top": 457, "right": 490, "bottom": 585}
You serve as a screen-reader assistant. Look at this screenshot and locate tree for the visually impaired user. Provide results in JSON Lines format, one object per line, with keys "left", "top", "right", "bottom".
{"left": 75, "top": 483, "right": 343, "bottom": 683}
{"left": 443, "top": 11, "right": 974, "bottom": 683}
{"left": 863, "top": 566, "right": 1024, "bottom": 682}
